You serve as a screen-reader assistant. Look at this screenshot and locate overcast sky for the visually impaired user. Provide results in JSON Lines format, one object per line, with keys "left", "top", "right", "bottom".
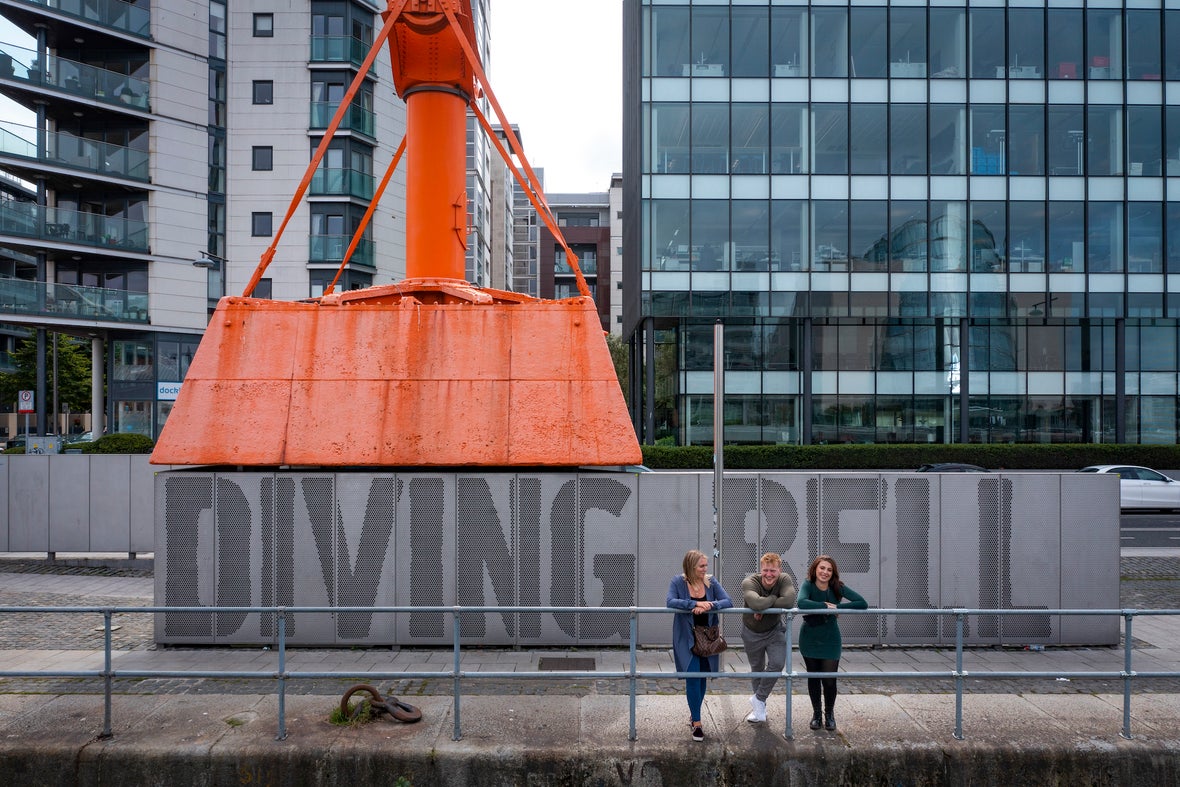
{"left": 488, "top": 0, "right": 622, "bottom": 194}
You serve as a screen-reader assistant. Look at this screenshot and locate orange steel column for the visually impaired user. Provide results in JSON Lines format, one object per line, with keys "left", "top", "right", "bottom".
{"left": 405, "top": 89, "right": 468, "bottom": 281}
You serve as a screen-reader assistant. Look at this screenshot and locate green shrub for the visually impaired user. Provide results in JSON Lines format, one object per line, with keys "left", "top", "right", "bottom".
{"left": 641, "top": 443, "right": 1180, "bottom": 471}
{"left": 2, "top": 446, "right": 24, "bottom": 455}
{"left": 82, "top": 433, "right": 155, "bottom": 454}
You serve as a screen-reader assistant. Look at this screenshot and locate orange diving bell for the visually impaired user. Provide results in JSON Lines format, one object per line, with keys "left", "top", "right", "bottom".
{"left": 151, "top": 0, "right": 641, "bottom": 467}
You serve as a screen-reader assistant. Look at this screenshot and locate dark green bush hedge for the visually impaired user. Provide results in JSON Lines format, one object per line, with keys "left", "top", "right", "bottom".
{"left": 641, "top": 443, "right": 1180, "bottom": 471}
{"left": 81, "top": 433, "right": 155, "bottom": 454}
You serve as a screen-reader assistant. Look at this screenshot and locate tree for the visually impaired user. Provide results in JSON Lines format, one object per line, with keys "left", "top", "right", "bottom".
{"left": 605, "top": 332, "right": 629, "bottom": 405}
{"left": 0, "top": 332, "right": 93, "bottom": 415}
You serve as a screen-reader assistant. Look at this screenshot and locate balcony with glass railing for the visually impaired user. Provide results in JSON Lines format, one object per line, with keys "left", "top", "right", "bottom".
{"left": 0, "top": 201, "right": 149, "bottom": 253}
{"left": 6, "top": 0, "right": 151, "bottom": 38}
{"left": 310, "top": 36, "right": 372, "bottom": 67}
{"left": 0, "top": 42, "right": 150, "bottom": 112}
{"left": 309, "top": 167, "right": 375, "bottom": 200}
{"left": 0, "top": 278, "right": 148, "bottom": 323}
{"left": 556, "top": 255, "right": 598, "bottom": 276}
{"left": 309, "top": 102, "right": 375, "bottom": 137}
{"left": 309, "top": 235, "right": 374, "bottom": 268}
{"left": 0, "top": 121, "right": 149, "bottom": 181}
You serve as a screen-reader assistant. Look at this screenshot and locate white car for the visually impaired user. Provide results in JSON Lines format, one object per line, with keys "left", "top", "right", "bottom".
{"left": 1077, "top": 465, "right": 1180, "bottom": 511}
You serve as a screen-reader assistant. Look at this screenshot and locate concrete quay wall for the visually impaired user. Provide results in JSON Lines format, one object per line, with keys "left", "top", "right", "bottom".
{"left": 0, "top": 693, "right": 1176, "bottom": 786}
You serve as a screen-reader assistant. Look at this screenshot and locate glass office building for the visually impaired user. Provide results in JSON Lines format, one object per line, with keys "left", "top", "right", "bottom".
{"left": 622, "top": 0, "right": 1180, "bottom": 446}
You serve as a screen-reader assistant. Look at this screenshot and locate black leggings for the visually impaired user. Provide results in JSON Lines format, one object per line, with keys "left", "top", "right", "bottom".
{"left": 803, "top": 656, "right": 840, "bottom": 713}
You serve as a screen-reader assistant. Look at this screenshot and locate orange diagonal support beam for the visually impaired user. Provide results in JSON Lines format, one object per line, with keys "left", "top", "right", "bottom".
{"left": 242, "top": 0, "right": 409, "bottom": 298}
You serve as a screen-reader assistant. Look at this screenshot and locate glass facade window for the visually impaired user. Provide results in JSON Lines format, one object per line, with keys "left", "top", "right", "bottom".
{"left": 1087, "top": 9, "right": 1123, "bottom": 81}
{"left": 1007, "top": 9, "right": 1044, "bottom": 79}
{"left": 771, "top": 8, "right": 807, "bottom": 77}
{"left": 631, "top": 2, "right": 1180, "bottom": 447}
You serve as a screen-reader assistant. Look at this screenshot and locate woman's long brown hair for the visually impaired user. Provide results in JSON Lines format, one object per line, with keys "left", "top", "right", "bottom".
{"left": 806, "top": 554, "right": 843, "bottom": 602}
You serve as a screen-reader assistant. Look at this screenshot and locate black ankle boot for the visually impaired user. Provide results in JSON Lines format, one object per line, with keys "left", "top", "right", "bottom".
{"left": 809, "top": 710, "right": 822, "bottom": 730}
{"left": 824, "top": 709, "right": 836, "bottom": 731}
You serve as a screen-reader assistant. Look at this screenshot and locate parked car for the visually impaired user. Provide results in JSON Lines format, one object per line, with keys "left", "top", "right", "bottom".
{"left": 4, "top": 436, "right": 26, "bottom": 451}
{"left": 64, "top": 431, "right": 95, "bottom": 444}
{"left": 916, "top": 463, "right": 989, "bottom": 473}
{"left": 1077, "top": 465, "right": 1180, "bottom": 511}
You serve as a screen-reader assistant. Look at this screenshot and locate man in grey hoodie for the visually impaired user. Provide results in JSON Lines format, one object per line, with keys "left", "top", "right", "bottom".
{"left": 741, "top": 552, "right": 797, "bottom": 723}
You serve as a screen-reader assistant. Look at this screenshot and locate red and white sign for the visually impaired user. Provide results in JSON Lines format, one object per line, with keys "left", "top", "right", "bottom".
{"left": 17, "top": 390, "right": 34, "bottom": 414}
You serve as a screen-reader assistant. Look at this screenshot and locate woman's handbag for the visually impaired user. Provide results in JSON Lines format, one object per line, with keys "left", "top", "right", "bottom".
{"left": 691, "top": 624, "right": 728, "bottom": 657}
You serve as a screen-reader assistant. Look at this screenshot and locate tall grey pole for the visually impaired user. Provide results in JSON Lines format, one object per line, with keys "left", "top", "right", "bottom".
{"left": 91, "top": 337, "right": 103, "bottom": 434}
{"left": 713, "top": 320, "right": 724, "bottom": 579}
{"left": 51, "top": 332, "right": 58, "bottom": 434}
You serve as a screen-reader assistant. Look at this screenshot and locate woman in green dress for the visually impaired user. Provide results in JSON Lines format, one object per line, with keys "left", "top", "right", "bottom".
{"left": 797, "top": 554, "right": 867, "bottom": 731}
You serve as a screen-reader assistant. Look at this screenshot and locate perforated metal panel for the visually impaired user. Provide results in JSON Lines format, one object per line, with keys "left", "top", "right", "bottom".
{"left": 939, "top": 475, "right": 989, "bottom": 643}
{"left": 456, "top": 475, "right": 517, "bottom": 645}
{"left": 881, "top": 475, "right": 940, "bottom": 642}
{"left": 156, "top": 472, "right": 215, "bottom": 643}
{"left": 636, "top": 472, "right": 702, "bottom": 646}
{"left": 212, "top": 474, "right": 263, "bottom": 644}
{"left": 394, "top": 474, "right": 456, "bottom": 644}
{"left": 334, "top": 474, "right": 398, "bottom": 644}
{"left": 717, "top": 474, "right": 760, "bottom": 641}
{"left": 576, "top": 473, "right": 638, "bottom": 643}
{"left": 284, "top": 474, "right": 337, "bottom": 645}
{"left": 999, "top": 474, "right": 1057, "bottom": 642}
{"left": 151, "top": 470, "right": 1117, "bottom": 647}
{"left": 816, "top": 474, "right": 883, "bottom": 642}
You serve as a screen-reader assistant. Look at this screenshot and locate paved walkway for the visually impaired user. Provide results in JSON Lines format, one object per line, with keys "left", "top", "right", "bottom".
{"left": 1, "top": 552, "right": 1178, "bottom": 700}
{"left": 0, "top": 553, "right": 1178, "bottom": 786}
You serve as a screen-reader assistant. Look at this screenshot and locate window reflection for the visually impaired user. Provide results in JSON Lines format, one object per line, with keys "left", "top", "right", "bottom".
{"left": 812, "top": 9, "right": 847, "bottom": 78}
{"left": 929, "top": 8, "right": 965, "bottom": 78}
{"left": 1086, "top": 9, "right": 1122, "bottom": 80}
{"left": 771, "top": 8, "right": 808, "bottom": 77}
{"left": 1007, "top": 9, "right": 1044, "bottom": 78}
{"left": 1048, "top": 10, "right": 1083, "bottom": 80}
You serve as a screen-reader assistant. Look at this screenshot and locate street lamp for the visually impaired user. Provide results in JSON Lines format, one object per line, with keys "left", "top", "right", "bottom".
{"left": 192, "top": 251, "right": 221, "bottom": 269}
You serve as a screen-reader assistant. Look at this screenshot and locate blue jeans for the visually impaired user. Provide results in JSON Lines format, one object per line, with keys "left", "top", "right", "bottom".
{"left": 686, "top": 654, "right": 708, "bottom": 722}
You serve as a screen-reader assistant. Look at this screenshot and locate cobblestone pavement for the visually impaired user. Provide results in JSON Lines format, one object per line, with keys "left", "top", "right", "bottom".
{"left": 1, "top": 556, "right": 1178, "bottom": 698}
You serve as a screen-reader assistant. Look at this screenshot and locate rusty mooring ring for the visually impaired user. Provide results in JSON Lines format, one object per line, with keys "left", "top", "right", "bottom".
{"left": 340, "top": 683, "right": 422, "bottom": 724}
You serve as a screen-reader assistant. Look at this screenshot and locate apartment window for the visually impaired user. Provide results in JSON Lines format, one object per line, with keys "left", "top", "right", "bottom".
{"left": 252, "top": 212, "right": 273, "bottom": 237}
{"left": 253, "top": 80, "right": 274, "bottom": 105}
{"left": 253, "top": 13, "right": 274, "bottom": 37}
{"left": 254, "top": 278, "right": 273, "bottom": 299}
{"left": 252, "top": 146, "right": 273, "bottom": 171}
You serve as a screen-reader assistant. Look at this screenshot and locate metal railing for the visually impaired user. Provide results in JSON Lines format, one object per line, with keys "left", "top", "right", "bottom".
{"left": 5, "top": 0, "right": 151, "bottom": 38}
{"left": 0, "top": 605, "right": 1175, "bottom": 743}
{"left": 0, "top": 277, "right": 148, "bottom": 322}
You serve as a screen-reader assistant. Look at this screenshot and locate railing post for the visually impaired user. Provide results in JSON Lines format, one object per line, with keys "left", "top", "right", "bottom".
{"left": 276, "top": 609, "right": 287, "bottom": 741}
{"left": 1122, "top": 611, "right": 1134, "bottom": 740}
{"left": 452, "top": 609, "right": 462, "bottom": 741}
{"left": 629, "top": 609, "right": 638, "bottom": 741}
{"left": 784, "top": 611, "right": 794, "bottom": 741}
{"left": 954, "top": 611, "right": 965, "bottom": 740}
{"left": 101, "top": 609, "right": 113, "bottom": 739}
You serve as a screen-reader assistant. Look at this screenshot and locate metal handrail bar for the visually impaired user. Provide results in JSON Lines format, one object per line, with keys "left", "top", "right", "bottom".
{"left": 0, "top": 605, "right": 1176, "bottom": 742}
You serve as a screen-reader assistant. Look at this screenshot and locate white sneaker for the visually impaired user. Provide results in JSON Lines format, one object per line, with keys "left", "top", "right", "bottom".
{"left": 746, "top": 695, "right": 767, "bottom": 723}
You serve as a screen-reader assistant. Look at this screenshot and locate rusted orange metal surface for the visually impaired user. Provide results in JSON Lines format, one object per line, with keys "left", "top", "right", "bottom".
{"left": 152, "top": 0, "right": 641, "bottom": 467}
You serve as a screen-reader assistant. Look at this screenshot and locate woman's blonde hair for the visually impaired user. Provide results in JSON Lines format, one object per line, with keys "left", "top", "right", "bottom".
{"left": 682, "top": 549, "right": 709, "bottom": 581}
